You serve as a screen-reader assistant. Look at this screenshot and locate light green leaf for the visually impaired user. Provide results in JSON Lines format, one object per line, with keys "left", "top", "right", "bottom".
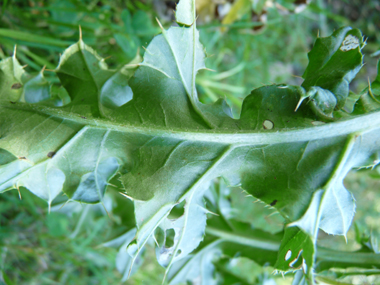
{"left": 102, "top": 228, "right": 145, "bottom": 282}
{"left": 292, "top": 271, "right": 307, "bottom": 285}
{"left": 1, "top": 1, "right": 380, "bottom": 282}
{"left": 23, "top": 72, "right": 51, "bottom": 103}
{"left": 156, "top": 182, "right": 209, "bottom": 281}
{"left": 167, "top": 240, "right": 223, "bottom": 285}
{"left": 114, "top": 33, "right": 139, "bottom": 61}
{"left": 175, "top": 0, "right": 195, "bottom": 26}
{"left": 0, "top": 53, "right": 25, "bottom": 102}
{"left": 100, "top": 60, "right": 139, "bottom": 109}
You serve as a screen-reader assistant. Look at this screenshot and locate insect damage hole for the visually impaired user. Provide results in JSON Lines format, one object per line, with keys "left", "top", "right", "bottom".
{"left": 263, "top": 120, "right": 274, "bottom": 130}
{"left": 340, "top": 34, "right": 360, "bottom": 52}
{"left": 289, "top": 249, "right": 303, "bottom": 268}
{"left": 285, "top": 250, "right": 292, "bottom": 261}
{"left": 165, "top": 229, "right": 175, "bottom": 248}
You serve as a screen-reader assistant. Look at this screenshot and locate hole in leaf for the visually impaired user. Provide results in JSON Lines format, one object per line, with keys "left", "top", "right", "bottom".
{"left": 263, "top": 120, "right": 274, "bottom": 130}
{"left": 168, "top": 200, "right": 186, "bottom": 219}
{"left": 154, "top": 227, "right": 165, "bottom": 247}
{"left": 302, "top": 258, "right": 307, "bottom": 273}
{"left": 285, "top": 250, "right": 292, "bottom": 261}
{"left": 289, "top": 249, "right": 303, "bottom": 268}
{"left": 165, "top": 229, "right": 175, "bottom": 248}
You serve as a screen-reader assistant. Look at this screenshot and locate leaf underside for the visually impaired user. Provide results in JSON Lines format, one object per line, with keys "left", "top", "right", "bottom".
{"left": 1, "top": 1, "right": 380, "bottom": 284}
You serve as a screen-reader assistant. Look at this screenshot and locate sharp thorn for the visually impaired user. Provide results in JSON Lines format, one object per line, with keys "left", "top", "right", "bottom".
{"left": 17, "top": 187, "right": 22, "bottom": 200}
{"left": 156, "top": 17, "right": 164, "bottom": 31}
{"left": 120, "top": 192, "right": 134, "bottom": 201}
{"left": 79, "top": 25, "right": 83, "bottom": 41}
{"left": 58, "top": 199, "right": 70, "bottom": 210}
{"left": 295, "top": 97, "right": 305, "bottom": 112}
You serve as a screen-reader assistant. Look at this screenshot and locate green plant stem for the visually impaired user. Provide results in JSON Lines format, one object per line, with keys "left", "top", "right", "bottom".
{"left": 199, "top": 19, "right": 282, "bottom": 30}
{"left": 315, "top": 276, "right": 352, "bottom": 285}
{"left": 205, "top": 227, "right": 279, "bottom": 250}
{"left": 205, "top": 227, "right": 380, "bottom": 267}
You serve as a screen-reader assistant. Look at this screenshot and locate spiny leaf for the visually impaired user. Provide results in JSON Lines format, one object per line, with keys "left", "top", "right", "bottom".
{"left": 1, "top": 1, "right": 380, "bottom": 283}
{"left": 274, "top": 227, "right": 314, "bottom": 281}
{"left": 299, "top": 27, "right": 365, "bottom": 118}
{"left": 0, "top": 52, "right": 25, "bottom": 102}
{"left": 101, "top": 228, "right": 145, "bottom": 282}
{"left": 175, "top": 0, "right": 195, "bottom": 26}
{"left": 355, "top": 60, "right": 380, "bottom": 114}
{"left": 156, "top": 182, "right": 209, "bottom": 281}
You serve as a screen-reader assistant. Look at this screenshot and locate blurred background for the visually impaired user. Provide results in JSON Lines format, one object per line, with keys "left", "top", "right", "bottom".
{"left": 0, "top": 0, "right": 379, "bottom": 284}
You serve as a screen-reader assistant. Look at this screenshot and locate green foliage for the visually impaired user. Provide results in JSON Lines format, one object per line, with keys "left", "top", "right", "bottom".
{"left": 1, "top": 0, "right": 380, "bottom": 285}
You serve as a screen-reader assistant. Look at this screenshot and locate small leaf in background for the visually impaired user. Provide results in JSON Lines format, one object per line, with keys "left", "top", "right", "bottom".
{"left": 274, "top": 227, "right": 314, "bottom": 279}
{"left": 114, "top": 33, "right": 140, "bottom": 61}
{"left": 121, "top": 9, "right": 134, "bottom": 34}
{"left": 0, "top": 53, "right": 25, "bottom": 102}
{"left": 221, "top": 0, "right": 251, "bottom": 31}
{"left": 300, "top": 27, "right": 364, "bottom": 116}
{"left": 132, "top": 10, "right": 158, "bottom": 37}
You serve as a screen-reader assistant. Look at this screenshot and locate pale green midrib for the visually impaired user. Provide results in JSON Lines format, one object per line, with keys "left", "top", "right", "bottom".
{"left": 2, "top": 103, "right": 380, "bottom": 145}
{"left": 164, "top": 145, "right": 235, "bottom": 281}
{"left": 158, "top": 22, "right": 214, "bottom": 129}
{"left": 128, "top": 206, "right": 172, "bottom": 278}
{"left": 205, "top": 227, "right": 380, "bottom": 266}
{"left": 313, "top": 134, "right": 357, "bottom": 239}
{"left": 205, "top": 227, "right": 279, "bottom": 251}
{"left": 168, "top": 239, "right": 224, "bottom": 283}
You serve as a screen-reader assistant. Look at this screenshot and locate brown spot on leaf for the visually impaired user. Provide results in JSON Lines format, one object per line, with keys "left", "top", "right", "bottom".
{"left": 11, "top": 83, "right": 22, "bottom": 89}
{"left": 270, "top": 199, "right": 277, "bottom": 206}
{"left": 18, "top": 156, "right": 26, "bottom": 160}
{"left": 47, "top": 152, "right": 56, "bottom": 158}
